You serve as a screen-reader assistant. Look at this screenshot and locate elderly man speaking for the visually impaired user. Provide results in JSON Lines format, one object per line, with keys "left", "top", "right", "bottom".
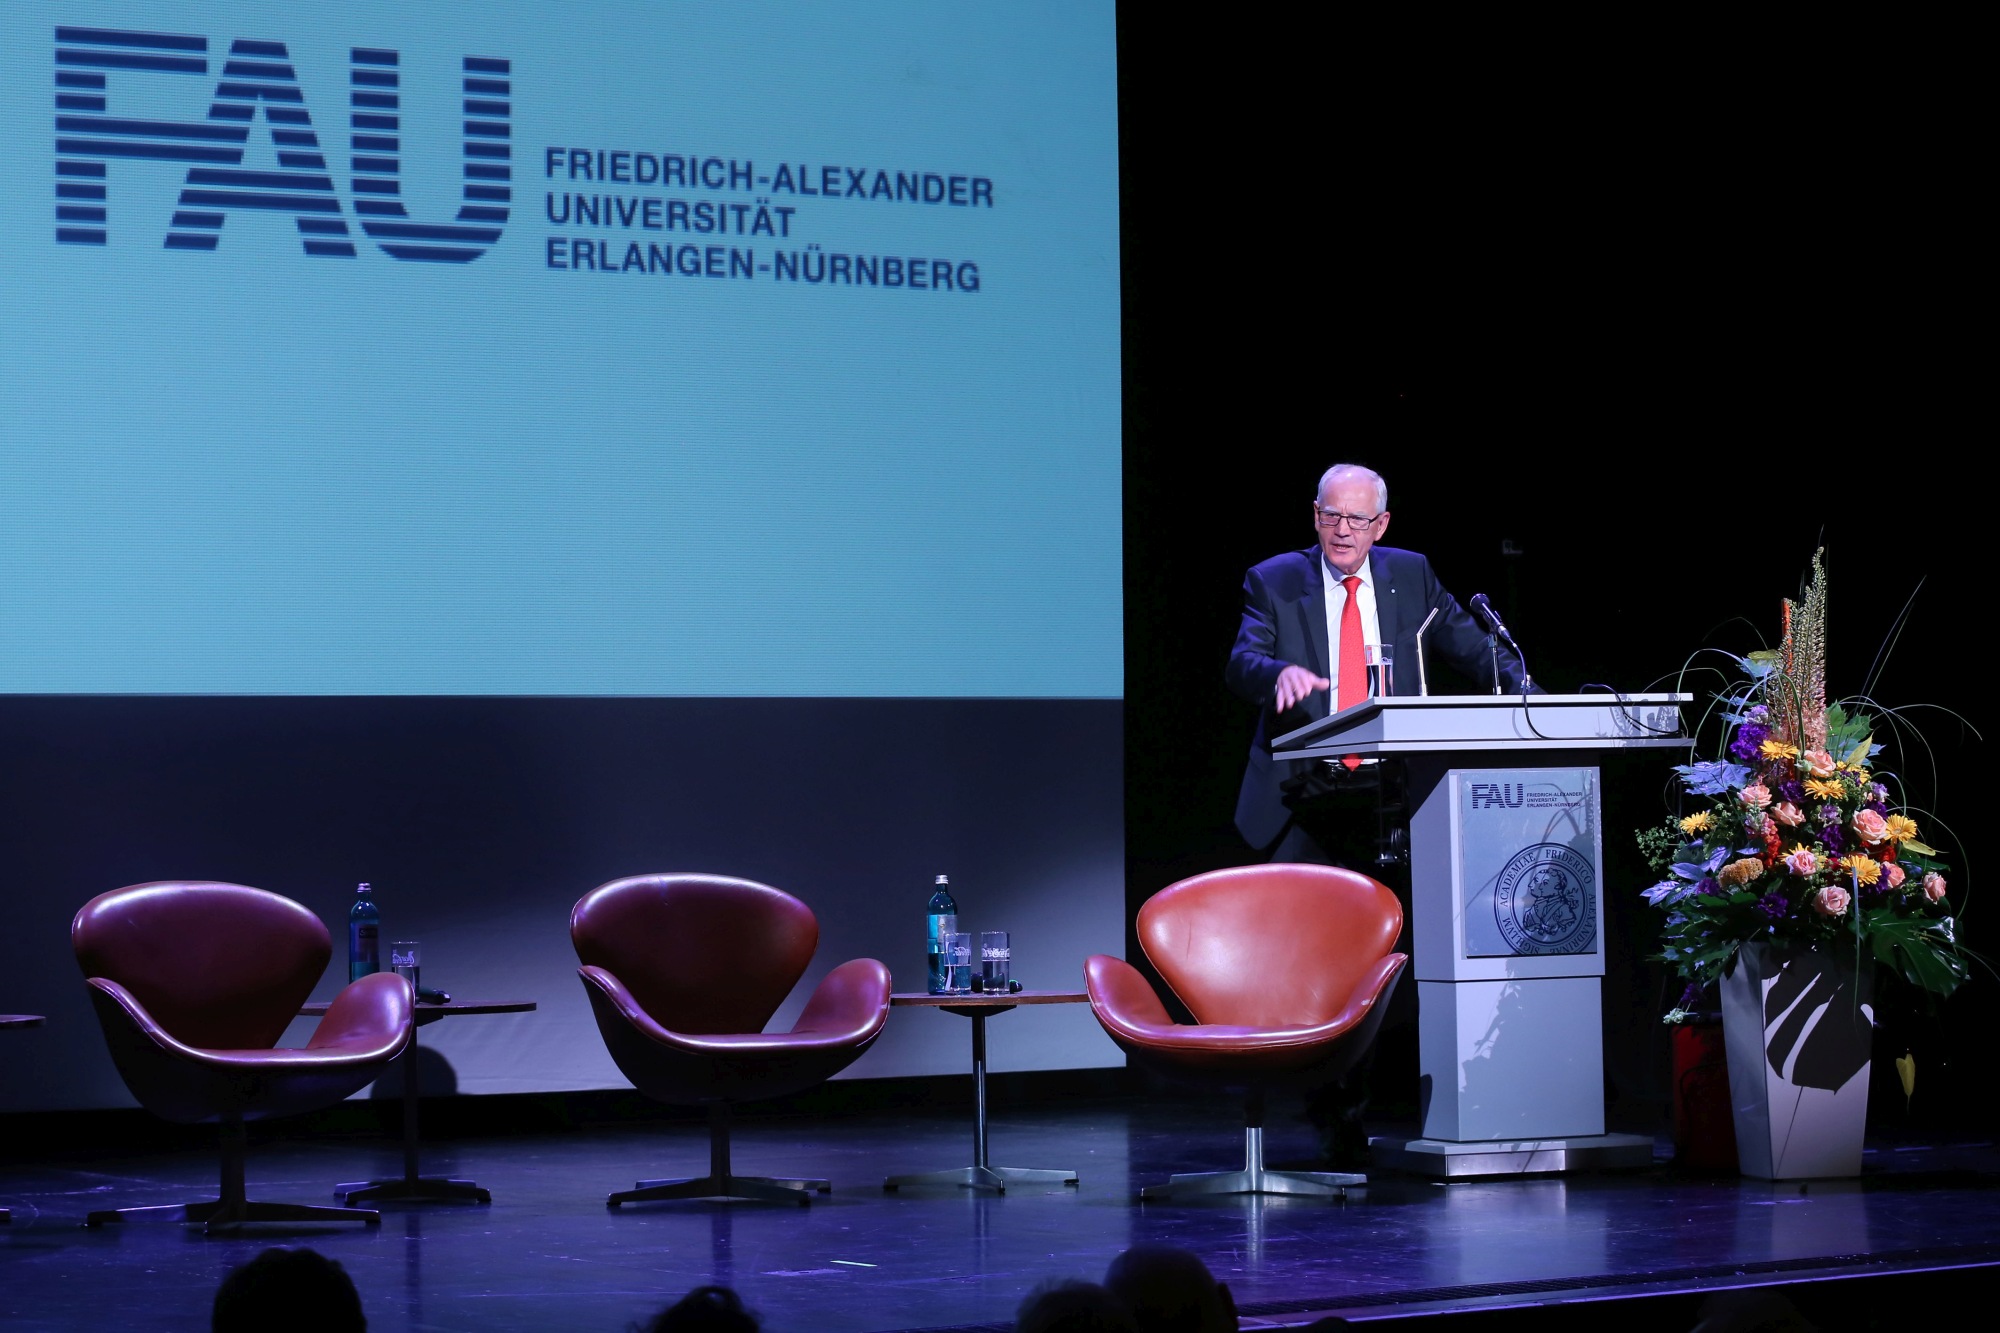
{"left": 1225, "top": 462, "right": 1532, "bottom": 866}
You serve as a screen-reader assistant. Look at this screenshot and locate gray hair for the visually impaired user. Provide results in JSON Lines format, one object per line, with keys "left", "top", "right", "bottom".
{"left": 1316, "top": 464, "right": 1387, "bottom": 512}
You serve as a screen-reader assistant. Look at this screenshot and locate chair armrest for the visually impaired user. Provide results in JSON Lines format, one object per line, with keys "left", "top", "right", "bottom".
{"left": 85, "top": 977, "right": 206, "bottom": 1061}
{"left": 1317, "top": 952, "right": 1407, "bottom": 1037}
{"left": 306, "top": 970, "right": 414, "bottom": 1060}
{"left": 790, "top": 958, "right": 891, "bottom": 1042}
{"left": 578, "top": 964, "right": 683, "bottom": 1045}
{"left": 1084, "top": 955, "right": 1177, "bottom": 1035}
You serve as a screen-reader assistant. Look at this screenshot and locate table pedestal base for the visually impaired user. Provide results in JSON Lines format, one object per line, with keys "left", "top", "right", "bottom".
{"left": 882, "top": 1006, "right": 1080, "bottom": 1194}
{"left": 1140, "top": 1121, "right": 1362, "bottom": 1202}
{"left": 88, "top": 1197, "right": 381, "bottom": 1232}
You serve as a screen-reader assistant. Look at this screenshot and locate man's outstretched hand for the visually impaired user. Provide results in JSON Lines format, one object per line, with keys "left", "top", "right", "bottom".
{"left": 1273, "top": 664, "right": 1330, "bottom": 712}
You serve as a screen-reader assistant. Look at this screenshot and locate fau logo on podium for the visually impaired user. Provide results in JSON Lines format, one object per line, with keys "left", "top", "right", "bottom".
{"left": 53, "top": 25, "right": 510, "bottom": 263}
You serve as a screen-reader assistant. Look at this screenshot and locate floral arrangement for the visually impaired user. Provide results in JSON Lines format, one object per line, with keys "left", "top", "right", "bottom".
{"left": 1639, "top": 553, "right": 1967, "bottom": 1021}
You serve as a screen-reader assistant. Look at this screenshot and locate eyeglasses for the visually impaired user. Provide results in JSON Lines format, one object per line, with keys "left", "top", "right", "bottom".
{"left": 1314, "top": 505, "right": 1382, "bottom": 531}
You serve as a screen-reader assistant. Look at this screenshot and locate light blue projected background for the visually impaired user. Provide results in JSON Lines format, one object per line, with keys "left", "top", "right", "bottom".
{"left": 0, "top": 2, "right": 1122, "bottom": 696}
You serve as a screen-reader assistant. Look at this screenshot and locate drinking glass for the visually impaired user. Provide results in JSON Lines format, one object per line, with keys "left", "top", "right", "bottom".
{"left": 980, "top": 931, "right": 1011, "bottom": 988}
{"left": 1366, "top": 644, "right": 1394, "bottom": 698}
{"left": 940, "top": 931, "right": 972, "bottom": 994}
{"left": 391, "top": 941, "right": 421, "bottom": 994}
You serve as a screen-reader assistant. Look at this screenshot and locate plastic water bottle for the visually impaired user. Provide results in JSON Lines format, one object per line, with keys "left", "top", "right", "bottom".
{"left": 349, "top": 882, "right": 381, "bottom": 981}
{"left": 926, "top": 874, "right": 958, "bottom": 995}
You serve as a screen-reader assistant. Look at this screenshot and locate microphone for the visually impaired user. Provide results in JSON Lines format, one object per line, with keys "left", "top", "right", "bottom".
{"left": 1469, "top": 593, "right": 1531, "bottom": 693}
{"left": 1468, "top": 593, "right": 1517, "bottom": 648}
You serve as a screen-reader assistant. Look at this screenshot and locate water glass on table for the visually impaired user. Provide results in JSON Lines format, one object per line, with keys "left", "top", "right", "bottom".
{"left": 980, "top": 931, "right": 1011, "bottom": 989}
{"left": 391, "top": 941, "right": 421, "bottom": 994}
{"left": 940, "top": 931, "right": 972, "bottom": 994}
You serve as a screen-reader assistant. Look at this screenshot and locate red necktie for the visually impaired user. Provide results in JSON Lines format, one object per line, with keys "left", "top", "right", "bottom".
{"left": 1337, "top": 575, "right": 1367, "bottom": 710}
{"left": 1338, "top": 575, "right": 1366, "bottom": 769}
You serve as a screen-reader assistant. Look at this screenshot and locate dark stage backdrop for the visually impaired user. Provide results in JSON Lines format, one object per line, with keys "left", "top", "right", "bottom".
{"left": 1115, "top": 12, "right": 1986, "bottom": 1126}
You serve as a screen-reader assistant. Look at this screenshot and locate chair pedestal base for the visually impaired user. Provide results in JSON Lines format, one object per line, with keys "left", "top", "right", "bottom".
{"left": 336, "top": 1176, "right": 490, "bottom": 1205}
{"left": 884, "top": 1164, "right": 1078, "bottom": 1193}
{"left": 611, "top": 1174, "right": 827, "bottom": 1207}
{"left": 83, "top": 1117, "right": 381, "bottom": 1232}
{"left": 1139, "top": 1121, "right": 1366, "bottom": 1201}
{"left": 607, "top": 1104, "right": 829, "bottom": 1208}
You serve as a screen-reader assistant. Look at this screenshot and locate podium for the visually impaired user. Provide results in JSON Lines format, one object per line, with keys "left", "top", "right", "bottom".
{"left": 1272, "top": 693, "right": 1691, "bottom": 1177}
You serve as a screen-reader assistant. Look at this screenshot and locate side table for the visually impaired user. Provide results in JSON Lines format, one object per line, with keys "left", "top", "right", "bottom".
{"left": 884, "top": 991, "right": 1085, "bottom": 1194}
{"left": 1, "top": 1015, "right": 45, "bottom": 1223}
{"left": 299, "top": 998, "right": 534, "bottom": 1204}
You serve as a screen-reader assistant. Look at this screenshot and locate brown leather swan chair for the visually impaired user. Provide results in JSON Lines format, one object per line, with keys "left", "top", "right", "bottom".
{"left": 1086, "top": 863, "right": 1408, "bottom": 1199}
{"left": 72, "top": 881, "right": 412, "bottom": 1230}
{"left": 571, "top": 874, "right": 892, "bottom": 1206}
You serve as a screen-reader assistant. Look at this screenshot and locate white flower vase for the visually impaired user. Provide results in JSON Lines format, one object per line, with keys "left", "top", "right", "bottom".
{"left": 1718, "top": 941, "right": 1874, "bottom": 1179}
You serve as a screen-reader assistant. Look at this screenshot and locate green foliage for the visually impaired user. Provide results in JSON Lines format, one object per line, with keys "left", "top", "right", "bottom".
{"left": 1635, "top": 821, "right": 1681, "bottom": 876}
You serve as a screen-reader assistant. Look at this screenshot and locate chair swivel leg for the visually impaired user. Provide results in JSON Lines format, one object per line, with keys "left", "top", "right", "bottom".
{"left": 1140, "top": 1091, "right": 1366, "bottom": 1201}
{"left": 609, "top": 1104, "right": 830, "bottom": 1208}
{"left": 87, "top": 1117, "right": 382, "bottom": 1231}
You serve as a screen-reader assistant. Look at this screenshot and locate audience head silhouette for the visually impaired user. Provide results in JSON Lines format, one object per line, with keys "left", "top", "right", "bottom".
{"left": 1102, "top": 1245, "right": 1237, "bottom": 1333}
{"left": 638, "top": 1285, "right": 760, "bottom": 1333}
{"left": 212, "top": 1247, "right": 365, "bottom": 1333}
{"left": 1014, "top": 1278, "right": 1139, "bottom": 1332}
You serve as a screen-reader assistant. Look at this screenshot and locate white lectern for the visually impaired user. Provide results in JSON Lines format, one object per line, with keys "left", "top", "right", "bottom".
{"left": 1272, "top": 693, "right": 1691, "bottom": 1177}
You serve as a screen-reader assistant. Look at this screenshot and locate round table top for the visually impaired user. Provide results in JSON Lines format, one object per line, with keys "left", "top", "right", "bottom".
{"left": 891, "top": 990, "right": 1086, "bottom": 1008}
{"left": 0, "top": 1014, "right": 46, "bottom": 1029}
{"left": 300, "top": 999, "right": 536, "bottom": 1019}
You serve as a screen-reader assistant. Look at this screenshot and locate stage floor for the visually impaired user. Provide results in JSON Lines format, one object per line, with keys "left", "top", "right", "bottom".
{"left": 3, "top": 1096, "right": 1996, "bottom": 1330}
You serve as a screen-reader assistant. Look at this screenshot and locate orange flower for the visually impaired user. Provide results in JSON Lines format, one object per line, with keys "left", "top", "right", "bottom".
{"left": 1883, "top": 814, "right": 1919, "bottom": 844}
{"left": 1718, "top": 857, "right": 1766, "bottom": 889}
{"left": 1760, "top": 739, "right": 1800, "bottom": 761}
{"left": 1804, "top": 777, "right": 1845, "bottom": 801}
{"left": 1841, "top": 854, "right": 1881, "bottom": 888}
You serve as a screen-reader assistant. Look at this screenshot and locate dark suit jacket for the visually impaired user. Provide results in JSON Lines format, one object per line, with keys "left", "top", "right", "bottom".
{"left": 1225, "top": 545, "right": 1532, "bottom": 850}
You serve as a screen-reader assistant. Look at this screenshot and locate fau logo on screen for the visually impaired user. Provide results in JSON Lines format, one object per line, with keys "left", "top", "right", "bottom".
{"left": 52, "top": 25, "right": 510, "bottom": 263}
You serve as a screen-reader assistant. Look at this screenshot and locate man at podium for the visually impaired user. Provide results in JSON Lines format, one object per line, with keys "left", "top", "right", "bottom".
{"left": 1225, "top": 462, "right": 1532, "bottom": 867}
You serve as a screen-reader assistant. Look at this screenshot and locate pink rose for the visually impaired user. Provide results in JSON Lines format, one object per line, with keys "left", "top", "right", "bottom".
{"left": 1804, "top": 750, "right": 1838, "bottom": 779}
{"left": 1772, "top": 801, "right": 1804, "bottom": 827}
{"left": 1883, "top": 862, "right": 1906, "bottom": 892}
{"left": 1851, "top": 809, "right": 1889, "bottom": 845}
{"left": 1741, "top": 782, "right": 1772, "bottom": 810}
{"left": 1813, "top": 884, "right": 1851, "bottom": 916}
{"left": 1784, "top": 847, "right": 1818, "bottom": 877}
{"left": 1924, "top": 872, "right": 1947, "bottom": 904}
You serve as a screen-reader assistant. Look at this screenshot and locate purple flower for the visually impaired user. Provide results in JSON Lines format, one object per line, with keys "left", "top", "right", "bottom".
{"left": 1865, "top": 800, "right": 1888, "bottom": 817}
{"left": 1816, "top": 823, "right": 1843, "bottom": 851}
{"left": 1677, "top": 982, "right": 1704, "bottom": 1010}
{"left": 1729, "top": 723, "right": 1770, "bottom": 763}
{"left": 1819, "top": 803, "right": 1842, "bottom": 824}
{"left": 1747, "top": 705, "right": 1769, "bottom": 724}
{"left": 1869, "top": 783, "right": 1888, "bottom": 803}
{"left": 1695, "top": 876, "right": 1720, "bottom": 897}
{"left": 1757, "top": 891, "right": 1789, "bottom": 920}
{"left": 1778, "top": 779, "right": 1806, "bottom": 805}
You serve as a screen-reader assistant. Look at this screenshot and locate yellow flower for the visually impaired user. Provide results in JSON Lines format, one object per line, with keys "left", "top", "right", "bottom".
{"left": 1841, "top": 854, "right": 1881, "bottom": 888}
{"left": 1883, "top": 814, "right": 1920, "bottom": 844}
{"left": 1679, "top": 811, "right": 1713, "bottom": 835}
{"left": 1760, "top": 739, "right": 1800, "bottom": 761}
{"left": 1803, "top": 777, "right": 1845, "bottom": 801}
